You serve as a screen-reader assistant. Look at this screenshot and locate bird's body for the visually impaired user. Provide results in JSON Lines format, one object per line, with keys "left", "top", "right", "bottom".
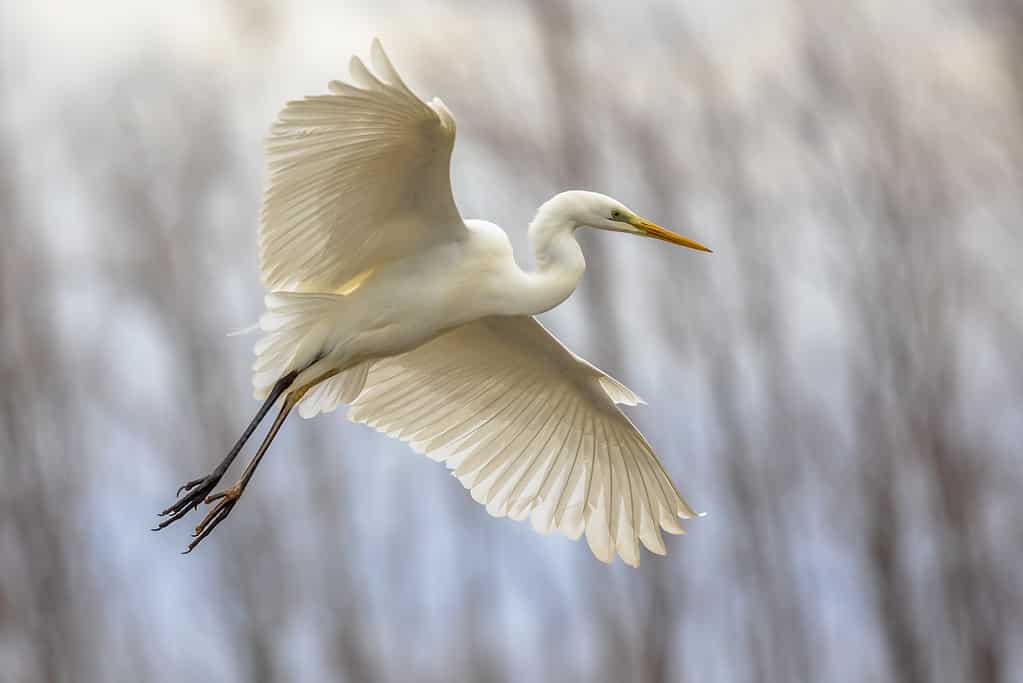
{"left": 156, "top": 39, "right": 711, "bottom": 566}
{"left": 257, "top": 197, "right": 589, "bottom": 401}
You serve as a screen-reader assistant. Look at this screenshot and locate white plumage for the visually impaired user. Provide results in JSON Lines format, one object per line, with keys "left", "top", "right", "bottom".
{"left": 157, "top": 39, "right": 711, "bottom": 564}
{"left": 347, "top": 317, "right": 698, "bottom": 566}
{"left": 260, "top": 39, "right": 461, "bottom": 293}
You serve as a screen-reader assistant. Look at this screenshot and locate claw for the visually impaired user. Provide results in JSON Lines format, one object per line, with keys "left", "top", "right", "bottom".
{"left": 153, "top": 473, "right": 224, "bottom": 531}
{"left": 152, "top": 503, "right": 196, "bottom": 531}
{"left": 175, "top": 476, "right": 207, "bottom": 498}
{"left": 153, "top": 471, "right": 249, "bottom": 551}
{"left": 184, "top": 490, "right": 241, "bottom": 553}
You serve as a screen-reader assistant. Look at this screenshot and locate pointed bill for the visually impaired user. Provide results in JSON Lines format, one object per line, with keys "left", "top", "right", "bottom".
{"left": 629, "top": 216, "right": 712, "bottom": 253}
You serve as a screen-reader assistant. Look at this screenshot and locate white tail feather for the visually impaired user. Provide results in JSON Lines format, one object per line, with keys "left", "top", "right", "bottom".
{"left": 252, "top": 292, "right": 347, "bottom": 400}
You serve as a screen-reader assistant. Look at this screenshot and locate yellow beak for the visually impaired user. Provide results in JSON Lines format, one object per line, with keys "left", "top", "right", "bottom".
{"left": 629, "top": 216, "right": 712, "bottom": 253}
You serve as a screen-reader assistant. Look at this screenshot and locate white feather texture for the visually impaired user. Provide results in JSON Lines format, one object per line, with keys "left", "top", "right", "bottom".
{"left": 260, "top": 38, "right": 464, "bottom": 293}
{"left": 344, "top": 316, "right": 699, "bottom": 567}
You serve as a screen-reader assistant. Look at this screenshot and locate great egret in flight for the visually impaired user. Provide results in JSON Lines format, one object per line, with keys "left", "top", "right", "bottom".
{"left": 155, "top": 39, "right": 711, "bottom": 566}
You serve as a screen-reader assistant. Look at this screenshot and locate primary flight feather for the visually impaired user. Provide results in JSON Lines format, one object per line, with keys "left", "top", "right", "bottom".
{"left": 155, "top": 39, "right": 711, "bottom": 566}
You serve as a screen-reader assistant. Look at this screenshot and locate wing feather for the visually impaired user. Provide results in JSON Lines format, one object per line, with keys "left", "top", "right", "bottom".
{"left": 260, "top": 39, "right": 464, "bottom": 292}
{"left": 530, "top": 399, "right": 581, "bottom": 535}
{"left": 504, "top": 396, "right": 570, "bottom": 520}
{"left": 346, "top": 316, "right": 699, "bottom": 566}
{"left": 489, "top": 394, "right": 566, "bottom": 517}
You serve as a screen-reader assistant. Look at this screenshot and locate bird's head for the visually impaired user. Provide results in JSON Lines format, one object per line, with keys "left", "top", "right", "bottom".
{"left": 563, "top": 191, "right": 712, "bottom": 253}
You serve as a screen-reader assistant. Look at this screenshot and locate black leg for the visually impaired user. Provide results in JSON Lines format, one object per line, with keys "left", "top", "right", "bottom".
{"left": 183, "top": 387, "right": 304, "bottom": 553}
{"left": 153, "top": 369, "right": 298, "bottom": 532}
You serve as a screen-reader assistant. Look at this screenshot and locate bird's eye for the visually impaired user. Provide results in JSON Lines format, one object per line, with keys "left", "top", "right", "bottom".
{"left": 611, "top": 210, "right": 621, "bottom": 219}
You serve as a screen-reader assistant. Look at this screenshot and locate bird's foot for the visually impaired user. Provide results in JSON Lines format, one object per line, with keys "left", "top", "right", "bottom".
{"left": 152, "top": 473, "right": 223, "bottom": 532}
{"left": 180, "top": 482, "right": 246, "bottom": 553}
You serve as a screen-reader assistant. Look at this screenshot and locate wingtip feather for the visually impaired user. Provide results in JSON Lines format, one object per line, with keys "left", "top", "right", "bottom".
{"left": 348, "top": 55, "right": 381, "bottom": 90}
{"left": 369, "top": 37, "right": 408, "bottom": 90}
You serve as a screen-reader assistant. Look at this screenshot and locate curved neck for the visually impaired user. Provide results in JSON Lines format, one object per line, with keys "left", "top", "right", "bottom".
{"left": 501, "top": 196, "right": 586, "bottom": 316}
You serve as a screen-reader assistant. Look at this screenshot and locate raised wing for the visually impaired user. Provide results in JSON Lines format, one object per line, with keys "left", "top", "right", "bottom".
{"left": 260, "top": 39, "right": 465, "bottom": 293}
{"left": 341, "top": 316, "right": 700, "bottom": 567}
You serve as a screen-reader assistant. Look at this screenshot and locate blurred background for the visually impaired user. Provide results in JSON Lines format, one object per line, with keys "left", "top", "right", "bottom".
{"left": 1, "top": 0, "right": 1021, "bottom": 681}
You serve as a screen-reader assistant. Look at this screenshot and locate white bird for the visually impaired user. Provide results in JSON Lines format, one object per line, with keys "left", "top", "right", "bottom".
{"left": 156, "top": 39, "right": 711, "bottom": 566}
